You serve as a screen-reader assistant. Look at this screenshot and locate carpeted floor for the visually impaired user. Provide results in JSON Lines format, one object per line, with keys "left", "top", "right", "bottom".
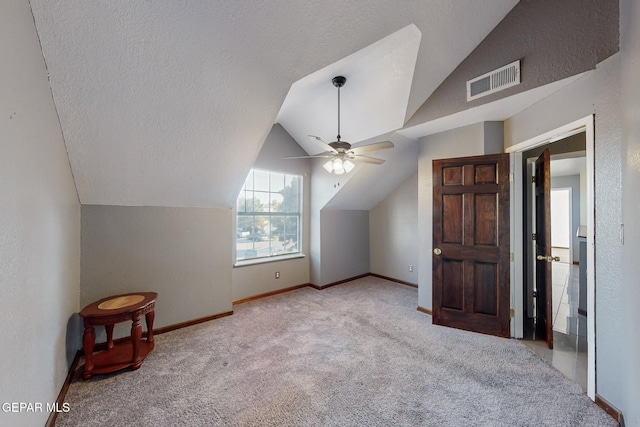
{"left": 56, "top": 277, "right": 616, "bottom": 426}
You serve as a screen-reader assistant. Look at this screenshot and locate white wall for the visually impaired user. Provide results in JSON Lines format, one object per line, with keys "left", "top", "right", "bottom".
{"left": 81, "top": 206, "right": 233, "bottom": 339}
{"left": 309, "top": 157, "right": 360, "bottom": 285}
{"left": 589, "top": 55, "right": 624, "bottom": 415}
{"left": 0, "top": 1, "right": 81, "bottom": 426}
{"left": 505, "top": 73, "right": 598, "bottom": 148}
{"left": 370, "top": 173, "right": 418, "bottom": 284}
{"left": 550, "top": 189, "right": 570, "bottom": 248}
{"left": 550, "top": 189, "right": 571, "bottom": 248}
{"left": 620, "top": 0, "right": 640, "bottom": 424}
{"left": 320, "top": 210, "right": 370, "bottom": 285}
{"left": 417, "top": 122, "right": 503, "bottom": 310}
{"left": 232, "top": 124, "right": 311, "bottom": 300}
{"left": 505, "top": 53, "right": 627, "bottom": 418}
{"left": 551, "top": 175, "right": 581, "bottom": 261}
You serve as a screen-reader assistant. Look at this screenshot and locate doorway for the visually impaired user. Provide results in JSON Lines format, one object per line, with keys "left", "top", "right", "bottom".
{"left": 507, "top": 115, "right": 595, "bottom": 400}
{"left": 524, "top": 148, "right": 587, "bottom": 390}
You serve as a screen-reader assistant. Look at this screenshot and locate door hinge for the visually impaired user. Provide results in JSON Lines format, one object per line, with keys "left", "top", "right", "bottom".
{"left": 532, "top": 290, "right": 538, "bottom": 298}
{"left": 531, "top": 175, "right": 536, "bottom": 183}
{"left": 532, "top": 233, "right": 537, "bottom": 241}
{"left": 509, "top": 173, "right": 514, "bottom": 183}
{"left": 510, "top": 252, "right": 514, "bottom": 262}
{"left": 510, "top": 308, "right": 515, "bottom": 319}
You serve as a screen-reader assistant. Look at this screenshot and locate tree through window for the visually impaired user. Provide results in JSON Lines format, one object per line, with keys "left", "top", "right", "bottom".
{"left": 236, "top": 169, "right": 302, "bottom": 261}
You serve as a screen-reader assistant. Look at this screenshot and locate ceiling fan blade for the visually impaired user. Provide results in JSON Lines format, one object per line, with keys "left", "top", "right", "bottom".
{"left": 351, "top": 155, "right": 385, "bottom": 165}
{"left": 284, "top": 155, "right": 332, "bottom": 160}
{"left": 308, "top": 135, "right": 338, "bottom": 154}
{"left": 349, "top": 141, "right": 394, "bottom": 155}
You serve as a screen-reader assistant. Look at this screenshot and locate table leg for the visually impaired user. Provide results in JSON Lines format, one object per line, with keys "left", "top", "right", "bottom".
{"left": 145, "top": 308, "right": 155, "bottom": 344}
{"left": 105, "top": 324, "right": 114, "bottom": 349}
{"left": 131, "top": 314, "right": 142, "bottom": 369}
{"left": 82, "top": 323, "right": 95, "bottom": 380}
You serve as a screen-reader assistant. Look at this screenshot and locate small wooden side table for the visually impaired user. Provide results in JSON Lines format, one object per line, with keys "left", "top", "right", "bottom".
{"left": 79, "top": 292, "right": 157, "bottom": 380}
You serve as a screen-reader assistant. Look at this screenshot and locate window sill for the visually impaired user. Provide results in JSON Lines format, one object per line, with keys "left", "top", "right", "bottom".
{"left": 234, "top": 253, "right": 306, "bottom": 268}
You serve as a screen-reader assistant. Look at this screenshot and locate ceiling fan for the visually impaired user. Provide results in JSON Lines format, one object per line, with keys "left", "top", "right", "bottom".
{"left": 286, "top": 75, "right": 394, "bottom": 175}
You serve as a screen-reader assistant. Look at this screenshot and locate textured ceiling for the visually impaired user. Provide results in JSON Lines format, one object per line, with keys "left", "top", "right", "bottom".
{"left": 29, "top": 0, "right": 518, "bottom": 208}
{"left": 276, "top": 24, "right": 421, "bottom": 155}
{"left": 398, "top": 74, "right": 585, "bottom": 140}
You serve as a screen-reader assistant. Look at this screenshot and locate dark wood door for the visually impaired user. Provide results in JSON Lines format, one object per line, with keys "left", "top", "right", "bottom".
{"left": 432, "top": 153, "right": 510, "bottom": 338}
{"left": 534, "top": 149, "right": 553, "bottom": 349}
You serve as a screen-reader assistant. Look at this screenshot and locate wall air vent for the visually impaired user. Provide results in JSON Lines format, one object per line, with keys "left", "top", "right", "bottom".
{"left": 467, "top": 60, "right": 520, "bottom": 102}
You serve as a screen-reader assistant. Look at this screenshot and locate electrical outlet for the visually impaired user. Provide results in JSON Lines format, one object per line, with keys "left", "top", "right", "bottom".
{"left": 275, "top": 271, "right": 280, "bottom": 279}
{"left": 408, "top": 265, "right": 413, "bottom": 272}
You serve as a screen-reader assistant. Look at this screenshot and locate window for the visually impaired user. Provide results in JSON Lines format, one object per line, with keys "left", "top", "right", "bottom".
{"left": 236, "top": 169, "right": 302, "bottom": 262}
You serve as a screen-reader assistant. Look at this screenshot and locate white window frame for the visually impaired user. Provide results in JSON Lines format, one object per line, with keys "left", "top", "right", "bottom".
{"left": 234, "top": 168, "right": 303, "bottom": 265}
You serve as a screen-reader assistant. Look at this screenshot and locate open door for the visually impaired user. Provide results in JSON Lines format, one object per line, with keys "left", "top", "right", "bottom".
{"left": 432, "top": 153, "right": 510, "bottom": 338}
{"left": 534, "top": 149, "right": 554, "bottom": 349}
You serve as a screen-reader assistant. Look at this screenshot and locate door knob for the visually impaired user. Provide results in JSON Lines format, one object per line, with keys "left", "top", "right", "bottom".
{"left": 433, "top": 248, "right": 442, "bottom": 255}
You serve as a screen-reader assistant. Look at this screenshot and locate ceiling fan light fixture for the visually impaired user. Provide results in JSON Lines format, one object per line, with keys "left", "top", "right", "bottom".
{"left": 321, "top": 157, "right": 354, "bottom": 175}
{"left": 343, "top": 160, "right": 355, "bottom": 173}
{"left": 323, "top": 160, "right": 334, "bottom": 173}
{"left": 332, "top": 158, "right": 345, "bottom": 174}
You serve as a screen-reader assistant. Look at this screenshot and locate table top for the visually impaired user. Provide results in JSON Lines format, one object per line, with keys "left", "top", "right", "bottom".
{"left": 80, "top": 292, "right": 157, "bottom": 318}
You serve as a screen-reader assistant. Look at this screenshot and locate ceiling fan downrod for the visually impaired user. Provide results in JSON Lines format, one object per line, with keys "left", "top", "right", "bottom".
{"left": 332, "top": 76, "right": 346, "bottom": 142}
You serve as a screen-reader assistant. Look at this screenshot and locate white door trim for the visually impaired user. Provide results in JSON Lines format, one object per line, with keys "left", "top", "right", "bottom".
{"left": 507, "top": 114, "right": 595, "bottom": 400}
{"left": 509, "top": 152, "right": 524, "bottom": 339}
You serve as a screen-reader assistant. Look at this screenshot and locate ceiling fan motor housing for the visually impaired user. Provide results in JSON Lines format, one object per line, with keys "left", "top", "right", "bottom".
{"left": 330, "top": 140, "right": 352, "bottom": 152}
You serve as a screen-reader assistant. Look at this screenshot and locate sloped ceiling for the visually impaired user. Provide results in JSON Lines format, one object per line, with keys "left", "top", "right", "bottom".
{"left": 29, "top": 0, "right": 518, "bottom": 208}
{"left": 323, "top": 132, "right": 419, "bottom": 211}
{"left": 398, "top": 73, "right": 585, "bottom": 140}
{"left": 276, "top": 24, "right": 421, "bottom": 155}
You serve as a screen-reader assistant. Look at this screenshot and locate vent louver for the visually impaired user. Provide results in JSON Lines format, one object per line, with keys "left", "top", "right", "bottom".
{"left": 467, "top": 60, "right": 520, "bottom": 101}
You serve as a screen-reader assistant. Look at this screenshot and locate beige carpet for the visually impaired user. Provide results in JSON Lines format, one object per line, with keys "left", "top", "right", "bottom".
{"left": 56, "top": 277, "right": 615, "bottom": 426}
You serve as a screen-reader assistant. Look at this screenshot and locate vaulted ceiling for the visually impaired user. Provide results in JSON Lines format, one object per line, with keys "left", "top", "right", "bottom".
{"left": 29, "top": 1, "right": 521, "bottom": 208}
